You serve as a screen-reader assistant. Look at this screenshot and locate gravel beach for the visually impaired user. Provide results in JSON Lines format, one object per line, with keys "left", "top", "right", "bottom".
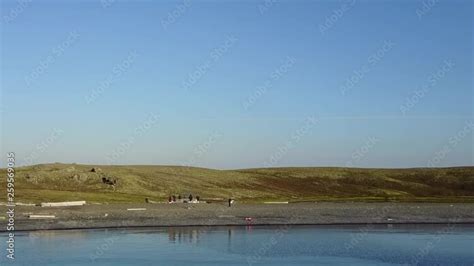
{"left": 2, "top": 202, "right": 473, "bottom": 231}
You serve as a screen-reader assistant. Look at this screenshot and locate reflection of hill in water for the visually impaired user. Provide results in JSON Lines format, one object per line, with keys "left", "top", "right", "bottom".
{"left": 28, "top": 229, "right": 88, "bottom": 241}
{"left": 163, "top": 225, "right": 474, "bottom": 266}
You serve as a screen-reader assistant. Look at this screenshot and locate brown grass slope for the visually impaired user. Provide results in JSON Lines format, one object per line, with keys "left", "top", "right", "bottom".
{"left": 1, "top": 163, "right": 473, "bottom": 203}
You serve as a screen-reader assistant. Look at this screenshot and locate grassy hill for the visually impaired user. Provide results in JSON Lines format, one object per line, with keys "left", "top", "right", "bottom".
{"left": 1, "top": 163, "right": 473, "bottom": 203}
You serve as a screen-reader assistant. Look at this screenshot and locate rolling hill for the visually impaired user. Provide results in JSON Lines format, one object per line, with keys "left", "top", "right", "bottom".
{"left": 1, "top": 163, "right": 473, "bottom": 203}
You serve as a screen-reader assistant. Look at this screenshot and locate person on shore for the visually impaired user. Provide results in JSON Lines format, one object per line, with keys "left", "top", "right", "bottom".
{"left": 189, "top": 194, "right": 193, "bottom": 202}
{"left": 228, "top": 198, "right": 233, "bottom": 207}
{"left": 168, "top": 196, "right": 172, "bottom": 203}
{"left": 172, "top": 195, "right": 176, "bottom": 202}
{"left": 196, "top": 195, "right": 200, "bottom": 202}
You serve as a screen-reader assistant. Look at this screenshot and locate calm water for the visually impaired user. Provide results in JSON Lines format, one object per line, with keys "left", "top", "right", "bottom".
{"left": 2, "top": 225, "right": 473, "bottom": 265}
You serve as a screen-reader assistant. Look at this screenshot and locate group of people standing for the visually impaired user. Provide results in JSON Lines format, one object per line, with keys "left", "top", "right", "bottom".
{"left": 167, "top": 195, "right": 235, "bottom": 207}
{"left": 168, "top": 194, "right": 200, "bottom": 203}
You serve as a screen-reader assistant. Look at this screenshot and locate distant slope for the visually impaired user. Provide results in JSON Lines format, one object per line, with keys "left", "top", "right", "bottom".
{"left": 1, "top": 164, "right": 473, "bottom": 203}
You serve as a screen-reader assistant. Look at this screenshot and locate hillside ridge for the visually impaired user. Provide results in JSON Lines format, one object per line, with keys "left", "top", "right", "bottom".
{"left": 1, "top": 163, "right": 473, "bottom": 203}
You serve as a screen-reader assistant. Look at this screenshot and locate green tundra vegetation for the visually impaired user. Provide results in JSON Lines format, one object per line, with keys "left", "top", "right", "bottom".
{"left": 1, "top": 163, "right": 473, "bottom": 203}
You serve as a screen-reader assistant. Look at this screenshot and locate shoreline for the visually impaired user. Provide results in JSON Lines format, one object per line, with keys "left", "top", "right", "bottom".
{"left": 3, "top": 202, "right": 474, "bottom": 232}
{"left": 8, "top": 222, "right": 474, "bottom": 233}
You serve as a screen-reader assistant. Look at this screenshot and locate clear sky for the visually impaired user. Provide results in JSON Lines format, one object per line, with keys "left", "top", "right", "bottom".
{"left": 1, "top": 0, "right": 473, "bottom": 169}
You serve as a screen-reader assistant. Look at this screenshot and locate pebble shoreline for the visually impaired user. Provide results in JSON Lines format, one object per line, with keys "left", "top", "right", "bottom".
{"left": 2, "top": 202, "right": 473, "bottom": 231}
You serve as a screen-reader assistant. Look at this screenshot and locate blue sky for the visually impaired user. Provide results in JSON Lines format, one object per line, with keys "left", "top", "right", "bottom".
{"left": 1, "top": 0, "right": 472, "bottom": 169}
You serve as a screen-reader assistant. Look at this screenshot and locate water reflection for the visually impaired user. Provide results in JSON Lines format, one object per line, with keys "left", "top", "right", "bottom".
{"left": 28, "top": 229, "right": 88, "bottom": 241}
{"left": 3, "top": 225, "right": 473, "bottom": 266}
{"left": 157, "top": 224, "right": 474, "bottom": 265}
{"left": 166, "top": 226, "right": 240, "bottom": 246}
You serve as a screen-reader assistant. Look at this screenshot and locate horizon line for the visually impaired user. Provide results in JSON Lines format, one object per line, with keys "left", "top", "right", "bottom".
{"left": 4, "top": 162, "right": 473, "bottom": 171}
